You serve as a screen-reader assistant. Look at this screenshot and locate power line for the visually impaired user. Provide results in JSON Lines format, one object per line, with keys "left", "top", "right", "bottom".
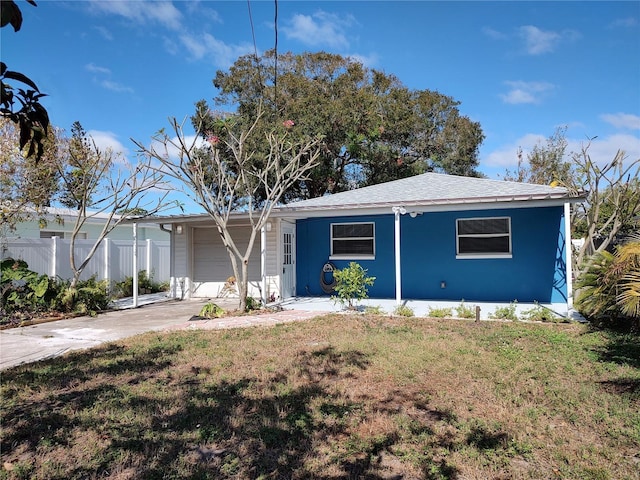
{"left": 246, "top": 0, "right": 263, "bottom": 98}
{"left": 274, "top": 0, "right": 278, "bottom": 114}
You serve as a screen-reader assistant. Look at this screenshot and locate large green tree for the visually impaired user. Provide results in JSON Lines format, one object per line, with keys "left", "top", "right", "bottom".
{"left": 197, "top": 51, "right": 484, "bottom": 202}
{"left": 0, "top": 118, "right": 62, "bottom": 241}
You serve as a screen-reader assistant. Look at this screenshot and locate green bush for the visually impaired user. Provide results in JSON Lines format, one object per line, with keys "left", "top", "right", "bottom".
{"left": 199, "top": 302, "right": 225, "bottom": 318}
{"left": 1, "top": 258, "right": 62, "bottom": 322}
{"left": 364, "top": 305, "right": 385, "bottom": 315}
{"left": 332, "top": 262, "right": 376, "bottom": 309}
{"left": 520, "top": 303, "right": 563, "bottom": 323}
{"left": 57, "top": 276, "right": 111, "bottom": 317}
{"left": 491, "top": 301, "right": 519, "bottom": 321}
{"left": 576, "top": 238, "right": 640, "bottom": 332}
{"left": 113, "top": 270, "right": 168, "bottom": 298}
{"left": 428, "top": 307, "right": 452, "bottom": 318}
{"left": 1, "top": 259, "right": 110, "bottom": 323}
{"left": 455, "top": 301, "right": 476, "bottom": 319}
{"left": 245, "top": 296, "right": 261, "bottom": 312}
{"left": 393, "top": 304, "right": 414, "bottom": 317}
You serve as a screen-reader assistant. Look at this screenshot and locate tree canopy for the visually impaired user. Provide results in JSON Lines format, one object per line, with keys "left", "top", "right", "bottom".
{"left": 195, "top": 51, "right": 484, "bottom": 202}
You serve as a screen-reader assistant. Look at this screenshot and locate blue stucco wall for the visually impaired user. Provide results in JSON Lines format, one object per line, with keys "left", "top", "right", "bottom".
{"left": 295, "top": 206, "right": 567, "bottom": 303}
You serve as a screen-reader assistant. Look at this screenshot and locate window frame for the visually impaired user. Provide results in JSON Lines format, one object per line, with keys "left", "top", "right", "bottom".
{"left": 329, "top": 222, "right": 375, "bottom": 260}
{"left": 456, "top": 216, "right": 512, "bottom": 259}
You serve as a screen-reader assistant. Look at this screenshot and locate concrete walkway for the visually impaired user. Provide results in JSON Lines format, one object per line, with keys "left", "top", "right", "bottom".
{"left": 0, "top": 297, "right": 325, "bottom": 371}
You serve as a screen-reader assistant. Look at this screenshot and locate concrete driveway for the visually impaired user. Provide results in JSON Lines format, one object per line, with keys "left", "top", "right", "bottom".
{"left": 0, "top": 297, "right": 324, "bottom": 371}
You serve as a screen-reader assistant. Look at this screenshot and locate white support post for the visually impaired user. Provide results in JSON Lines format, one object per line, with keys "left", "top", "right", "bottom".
{"left": 146, "top": 238, "right": 152, "bottom": 279}
{"left": 392, "top": 206, "right": 406, "bottom": 305}
{"left": 261, "top": 225, "right": 267, "bottom": 305}
{"left": 51, "top": 236, "right": 59, "bottom": 278}
{"left": 104, "top": 237, "right": 111, "bottom": 286}
{"left": 133, "top": 223, "right": 138, "bottom": 308}
{"left": 564, "top": 202, "right": 574, "bottom": 310}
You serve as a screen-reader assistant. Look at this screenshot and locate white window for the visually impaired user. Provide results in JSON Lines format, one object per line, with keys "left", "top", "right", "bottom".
{"left": 39, "top": 231, "right": 87, "bottom": 239}
{"left": 40, "top": 231, "right": 65, "bottom": 239}
{"left": 330, "top": 222, "right": 375, "bottom": 259}
{"left": 456, "top": 217, "right": 512, "bottom": 258}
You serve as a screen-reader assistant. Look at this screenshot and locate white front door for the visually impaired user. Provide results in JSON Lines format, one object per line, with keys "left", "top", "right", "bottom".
{"left": 282, "top": 223, "right": 295, "bottom": 298}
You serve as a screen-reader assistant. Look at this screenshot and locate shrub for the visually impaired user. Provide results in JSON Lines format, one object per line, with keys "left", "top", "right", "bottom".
{"left": 57, "top": 276, "right": 111, "bottom": 317}
{"left": 1, "top": 259, "right": 63, "bottom": 323}
{"left": 491, "top": 301, "right": 519, "bottom": 321}
{"left": 455, "top": 301, "right": 476, "bottom": 319}
{"left": 199, "top": 302, "right": 225, "bottom": 318}
{"left": 245, "top": 296, "right": 261, "bottom": 312}
{"left": 113, "top": 270, "right": 168, "bottom": 298}
{"left": 1, "top": 259, "right": 110, "bottom": 323}
{"left": 520, "top": 303, "right": 563, "bottom": 323}
{"left": 393, "top": 304, "right": 414, "bottom": 317}
{"left": 364, "top": 305, "right": 385, "bottom": 315}
{"left": 332, "top": 262, "right": 376, "bottom": 309}
{"left": 576, "top": 236, "right": 640, "bottom": 332}
{"left": 428, "top": 307, "right": 452, "bottom": 318}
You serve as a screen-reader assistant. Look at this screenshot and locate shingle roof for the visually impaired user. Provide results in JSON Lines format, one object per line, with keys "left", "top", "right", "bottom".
{"left": 276, "top": 173, "right": 577, "bottom": 213}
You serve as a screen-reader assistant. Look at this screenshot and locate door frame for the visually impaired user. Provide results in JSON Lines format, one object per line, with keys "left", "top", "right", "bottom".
{"left": 281, "top": 222, "right": 296, "bottom": 299}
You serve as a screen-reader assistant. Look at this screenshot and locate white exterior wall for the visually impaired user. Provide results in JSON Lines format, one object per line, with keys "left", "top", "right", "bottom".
{"left": 264, "top": 220, "right": 281, "bottom": 301}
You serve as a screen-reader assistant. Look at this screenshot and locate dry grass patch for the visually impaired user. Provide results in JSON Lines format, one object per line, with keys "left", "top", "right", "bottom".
{"left": 1, "top": 316, "right": 638, "bottom": 479}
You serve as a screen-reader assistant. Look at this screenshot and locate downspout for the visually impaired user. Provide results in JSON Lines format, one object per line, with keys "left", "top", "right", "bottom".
{"left": 159, "top": 224, "right": 176, "bottom": 299}
{"left": 392, "top": 206, "right": 406, "bottom": 305}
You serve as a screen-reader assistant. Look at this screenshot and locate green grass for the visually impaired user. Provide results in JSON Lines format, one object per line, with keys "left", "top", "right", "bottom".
{"left": 1, "top": 316, "right": 638, "bottom": 479}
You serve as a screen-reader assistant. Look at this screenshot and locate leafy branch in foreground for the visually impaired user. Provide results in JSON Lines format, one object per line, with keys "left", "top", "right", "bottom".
{"left": 1, "top": 0, "right": 50, "bottom": 160}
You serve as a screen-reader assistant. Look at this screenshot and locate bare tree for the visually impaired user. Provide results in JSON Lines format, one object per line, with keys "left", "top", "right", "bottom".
{"left": 566, "top": 141, "right": 640, "bottom": 273}
{"left": 59, "top": 122, "right": 171, "bottom": 288}
{"left": 134, "top": 108, "right": 322, "bottom": 311}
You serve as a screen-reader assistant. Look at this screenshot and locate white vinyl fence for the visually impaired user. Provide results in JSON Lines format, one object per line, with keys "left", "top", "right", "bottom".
{"left": 2, "top": 237, "right": 170, "bottom": 285}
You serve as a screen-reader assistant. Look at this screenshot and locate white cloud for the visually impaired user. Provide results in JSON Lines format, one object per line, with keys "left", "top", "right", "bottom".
{"left": 500, "top": 81, "right": 555, "bottom": 105}
{"left": 518, "top": 25, "right": 561, "bottom": 55}
{"left": 85, "top": 63, "right": 111, "bottom": 75}
{"left": 92, "top": 25, "right": 113, "bottom": 41}
{"left": 601, "top": 113, "right": 640, "bottom": 130}
{"left": 283, "top": 11, "right": 356, "bottom": 49}
{"left": 179, "top": 33, "right": 253, "bottom": 68}
{"left": 87, "top": 0, "right": 183, "bottom": 31}
{"left": 567, "top": 134, "right": 640, "bottom": 167}
{"left": 87, "top": 130, "right": 130, "bottom": 159}
{"left": 86, "top": 63, "right": 133, "bottom": 94}
{"left": 482, "top": 26, "right": 507, "bottom": 40}
{"left": 347, "top": 53, "right": 379, "bottom": 68}
{"left": 609, "top": 17, "right": 638, "bottom": 29}
{"left": 100, "top": 79, "right": 134, "bottom": 94}
{"left": 517, "top": 25, "right": 580, "bottom": 56}
{"left": 484, "top": 133, "right": 545, "bottom": 168}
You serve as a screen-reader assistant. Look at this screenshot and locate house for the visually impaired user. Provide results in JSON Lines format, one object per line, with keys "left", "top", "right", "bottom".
{"left": 7, "top": 207, "right": 168, "bottom": 241}
{"left": 154, "top": 173, "right": 583, "bottom": 315}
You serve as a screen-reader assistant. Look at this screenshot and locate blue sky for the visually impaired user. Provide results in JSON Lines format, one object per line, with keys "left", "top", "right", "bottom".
{"left": 4, "top": 1, "right": 639, "bottom": 212}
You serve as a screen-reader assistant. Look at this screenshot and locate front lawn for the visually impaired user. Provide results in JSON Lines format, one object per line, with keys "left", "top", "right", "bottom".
{"left": 1, "top": 315, "right": 638, "bottom": 479}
